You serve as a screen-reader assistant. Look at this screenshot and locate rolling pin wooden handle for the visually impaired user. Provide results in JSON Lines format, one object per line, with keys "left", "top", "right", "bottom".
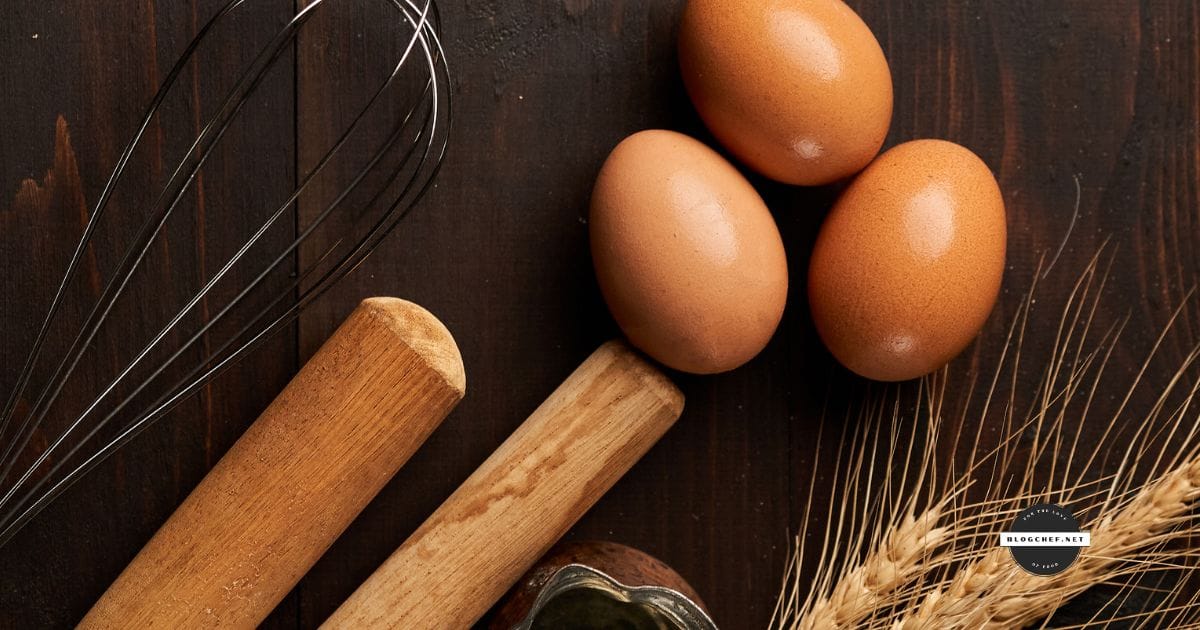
{"left": 322, "top": 339, "right": 684, "bottom": 629}
{"left": 80, "top": 298, "right": 465, "bottom": 629}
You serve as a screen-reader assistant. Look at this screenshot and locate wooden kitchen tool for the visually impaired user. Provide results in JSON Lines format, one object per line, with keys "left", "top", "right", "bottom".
{"left": 80, "top": 298, "right": 465, "bottom": 629}
{"left": 322, "top": 340, "right": 683, "bottom": 629}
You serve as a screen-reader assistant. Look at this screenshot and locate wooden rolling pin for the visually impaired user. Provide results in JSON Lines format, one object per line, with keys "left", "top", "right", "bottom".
{"left": 81, "top": 298, "right": 465, "bottom": 629}
{"left": 322, "top": 339, "right": 683, "bottom": 629}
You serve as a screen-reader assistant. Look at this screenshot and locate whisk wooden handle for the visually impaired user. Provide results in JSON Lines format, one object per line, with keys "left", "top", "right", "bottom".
{"left": 80, "top": 298, "right": 465, "bottom": 629}
{"left": 321, "top": 340, "right": 683, "bottom": 629}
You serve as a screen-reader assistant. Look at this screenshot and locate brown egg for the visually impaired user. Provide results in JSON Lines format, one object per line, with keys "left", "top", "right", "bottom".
{"left": 808, "top": 139, "right": 1006, "bottom": 381}
{"left": 678, "top": 0, "right": 893, "bottom": 186}
{"left": 590, "top": 130, "right": 788, "bottom": 375}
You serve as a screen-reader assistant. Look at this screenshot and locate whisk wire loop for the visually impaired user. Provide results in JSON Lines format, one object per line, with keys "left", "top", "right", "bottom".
{"left": 0, "top": 0, "right": 451, "bottom": 547}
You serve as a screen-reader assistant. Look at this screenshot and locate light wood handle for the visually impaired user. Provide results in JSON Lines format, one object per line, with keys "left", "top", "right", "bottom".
{"left": 321, "top": 340, "right": 683, "bottom": 629}
{"left": 80, "top": 298, "right": 466, "bottom": 629}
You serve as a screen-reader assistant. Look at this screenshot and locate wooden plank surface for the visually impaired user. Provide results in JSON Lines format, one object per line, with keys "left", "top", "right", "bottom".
{"left": 1, "top": 1, "right": 1198, "bottom": 628}
{"left": 0, "top": 1, "right": 300, "bottom": 628}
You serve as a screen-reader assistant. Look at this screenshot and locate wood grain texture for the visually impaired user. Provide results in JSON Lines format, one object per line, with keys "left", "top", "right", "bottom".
{"left": 0, "top": 1, "right": 300, "bottom": 628}
{"left": 80, "top": 298, "right": 464, "bottom": 629}
{"left": 1, "top": 1, "right": 1199, "bottom": 628}
{"left": 323, "top": 340, "right": 684, "bottom": 629}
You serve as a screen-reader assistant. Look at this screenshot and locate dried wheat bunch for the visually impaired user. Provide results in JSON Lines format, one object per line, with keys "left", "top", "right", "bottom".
{"left": 773, "top": 248, "right": 1200, "bottom": 630}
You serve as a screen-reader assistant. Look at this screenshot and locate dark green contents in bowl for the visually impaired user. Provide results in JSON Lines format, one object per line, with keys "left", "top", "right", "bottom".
{"left": 530, "top": 587, "right": 674, "bottom": 630}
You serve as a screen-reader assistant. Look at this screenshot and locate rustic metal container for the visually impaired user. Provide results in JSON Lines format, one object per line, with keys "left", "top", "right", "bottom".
{"left": 492, "top": 541, "right": 717, "bottom": 630}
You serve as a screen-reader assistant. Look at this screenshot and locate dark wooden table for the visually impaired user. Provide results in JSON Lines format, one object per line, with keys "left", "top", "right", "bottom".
{"left": 1, "top": 1, "right": 1197, "bottom": 628}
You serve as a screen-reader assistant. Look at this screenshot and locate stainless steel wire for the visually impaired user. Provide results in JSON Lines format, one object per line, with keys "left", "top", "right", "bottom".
{"left": 0, "top": 0, "right": 451, "bottom": 547}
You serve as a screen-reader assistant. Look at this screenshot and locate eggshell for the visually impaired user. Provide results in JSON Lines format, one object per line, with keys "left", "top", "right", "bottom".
{"left": 678, "top": 0, "right": 893, "bottom": 186}
{"left": 590, "top": 130, "right": 788, "bottom": 375}
{"left": 808, "top": 139, "right": 1006, "bottom": 381}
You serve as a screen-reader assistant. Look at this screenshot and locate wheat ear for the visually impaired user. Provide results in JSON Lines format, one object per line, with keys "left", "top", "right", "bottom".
{"left": 798, "top": 499, "right": 951, "bottom": 630}
{"left": 897, "top": 457, "right": 1200, "bottom": 629}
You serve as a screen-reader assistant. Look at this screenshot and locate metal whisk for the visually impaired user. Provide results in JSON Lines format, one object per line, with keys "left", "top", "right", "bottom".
{"left": 0, "top": 0, "right": 450, "bottom": 547}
